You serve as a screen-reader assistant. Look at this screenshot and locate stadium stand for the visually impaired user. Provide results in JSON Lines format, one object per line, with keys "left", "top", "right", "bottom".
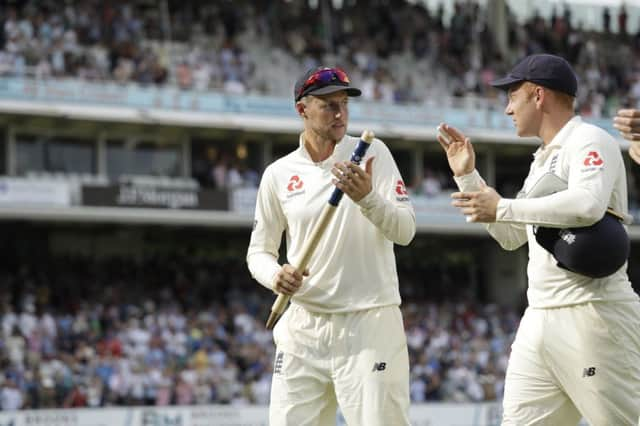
{"left": 0, "top": 1, "right": 639, "bottom": 421}
{"left": 0, "top": 252, "right": 519, "bottom": 409}
{"left": 1, "top": 0, "right": 639, "bottom": 114}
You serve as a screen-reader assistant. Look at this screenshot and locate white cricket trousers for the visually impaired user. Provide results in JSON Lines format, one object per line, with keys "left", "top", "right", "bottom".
{"left": 502, "top": 301, "right": 640, "bottom": 425}
{"left": 269, "top": 304, "right": 411, "bottom": 426}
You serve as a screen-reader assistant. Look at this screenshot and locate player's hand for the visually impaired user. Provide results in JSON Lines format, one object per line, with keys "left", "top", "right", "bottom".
{"left": 332, "top": 157, "right": 374, "bottom": 202}
{"left": 272, "top": 264, "right": 308, "bottom": 296}
{"left": 451, "top": 185, "right": 501, "bottom": 223}
{"left": 613, "top": 109, "right": 640, "bottom": 142}
{"left": 437, "top": 123, "right": 476, "bottom": 177}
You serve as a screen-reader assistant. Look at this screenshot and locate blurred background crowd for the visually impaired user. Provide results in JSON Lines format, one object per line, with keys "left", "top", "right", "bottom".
{"left": 0, "top": 252, "right": 518, "bottom": 409}
{"left": 0, "top": 0, "right": 638, "bottom": 411}
{"left": 1, "top": 0, "right": 639, "bottom": 116}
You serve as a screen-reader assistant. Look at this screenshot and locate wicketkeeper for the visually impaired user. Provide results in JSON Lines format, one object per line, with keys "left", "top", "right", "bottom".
{"left": 439, "top": 54, "right": 640, "bottom": 425}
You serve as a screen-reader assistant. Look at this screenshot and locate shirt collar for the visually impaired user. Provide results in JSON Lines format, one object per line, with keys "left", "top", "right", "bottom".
{"left": 547, "top": 115, "right": 582, "bottom": 148}
{"left": 533, "top": 116, "right": 581, "bottom": 161}
{"left": 297, "top": 133, "right": 347, "bottom": 165}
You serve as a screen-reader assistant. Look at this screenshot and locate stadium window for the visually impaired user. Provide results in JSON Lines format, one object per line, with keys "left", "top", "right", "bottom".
{"left": 272, "top": 142, "right": 298, "bottom": 161}
{"left": 106, "top": 139, "right": 182, "bottom": 179}
{"left": 494, "top": 147, "right": 534, "bottom": 198}
{"left": 0, "top": 129, "right": 5, "bottom": 175}
{"left": 388, "top": 146, "right": 412, "bottom": 188}
{"left": 419, "top": 150, "right": 457, "bottom": 196}
{"left": 396, "top": 235, "right": 488, "bottom": 303}
{"left": 191, "top": 138, "right": 262, "bottom": 189}
{"left": 15, "top": 135, "right": 95, "bottom": 175}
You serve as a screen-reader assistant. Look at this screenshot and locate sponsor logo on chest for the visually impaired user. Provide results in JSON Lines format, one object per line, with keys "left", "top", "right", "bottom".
{"left": 582, "top": 150, "right": 604, "bottom": 171}
{"left": 285, "top": 175, "right": 306, "bottom": 198}
{"left": 395, "top": 179, "right": 410, "bottom": 202}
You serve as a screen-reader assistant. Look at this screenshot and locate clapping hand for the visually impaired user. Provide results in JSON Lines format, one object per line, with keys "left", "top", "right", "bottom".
{"left": 437, "top": 123, "right": 476, "bottom": 177}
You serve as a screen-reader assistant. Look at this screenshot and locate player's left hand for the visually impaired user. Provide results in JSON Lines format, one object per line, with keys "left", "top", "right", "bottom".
{"left": 451, "top": 185, "right": 501, "bottom": 223}
{"left": 332, "top": 157, "right": 374, "bottom": 202}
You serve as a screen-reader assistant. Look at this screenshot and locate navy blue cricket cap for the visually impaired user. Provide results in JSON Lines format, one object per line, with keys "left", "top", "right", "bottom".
{"left": 534, "top": 212, "right": 629, "bottom": 278}
{"left": 490, "top": 54, "right": 578, "bottom": 97}
{"left": 294, "top": 67, "right": 361, "bottom": 102}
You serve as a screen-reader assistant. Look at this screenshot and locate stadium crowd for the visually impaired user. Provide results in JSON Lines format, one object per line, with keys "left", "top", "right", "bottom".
{"left": 0, "top": 254, "right": 519, "bottom": 409}
{"left": 1, "top": 0, "right": 639, "bottom": 116}
{"left": 0, "top": 0, "right": 637, "bottom": 412}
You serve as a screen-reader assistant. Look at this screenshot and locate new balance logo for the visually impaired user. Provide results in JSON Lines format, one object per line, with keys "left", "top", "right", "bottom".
{"left": 559, "top": 229, "right": 576, "bottom": 245}
{"left": 582, "top": 367, "right": 596, "bottom": 377}
{"left": 274, "top": 352, "right": 284, "bottom": 375}
{"left": 372, "top": 362, "right": 387, "bottom": 372}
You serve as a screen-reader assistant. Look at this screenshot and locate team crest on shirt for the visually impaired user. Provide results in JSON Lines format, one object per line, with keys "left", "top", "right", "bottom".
{"left": 286, "top": 175, "right": 305, "bottom": 198}
{"left": 582, "top": 151, "right": 604, "bottom": 171}
{"left": 395, "top": 180, "right": 410, "bottom": 202}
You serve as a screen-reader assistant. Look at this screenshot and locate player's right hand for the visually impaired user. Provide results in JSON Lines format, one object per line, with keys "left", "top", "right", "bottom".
{"left": 272, "top": 264, "right": 308, "bottom": 296}
{"left": 437, "top": 123, "right": 476, "bottom": 177}
{"left": 613, "top": 108, "right": 640, "bottom": 142}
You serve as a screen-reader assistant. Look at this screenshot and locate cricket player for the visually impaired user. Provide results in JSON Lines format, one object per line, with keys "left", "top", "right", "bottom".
{"left": 246, "top": 66, "right": 415, "bottom": 425}
{"left": 613, "top": 108, "right": 640, "bottom": 164}
{"left": 438, "top": 54, "right": 640, "bottom": 425}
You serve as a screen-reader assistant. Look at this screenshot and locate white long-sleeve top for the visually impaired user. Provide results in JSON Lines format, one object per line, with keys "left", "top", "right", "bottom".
{"left": 247, "top": 133, "right": 416, "bottom": 313}
{"left": 454, "top": 116, "right": 639, "bottom": 308}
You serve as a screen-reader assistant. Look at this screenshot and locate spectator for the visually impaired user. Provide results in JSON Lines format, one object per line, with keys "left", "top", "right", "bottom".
{"left": 176, "top": 61, "right": 193, "bottom": 90}
{"left": 421, "top": 168, "right": 443, "bottom": 197}
{"left": 619, "top": 4, "right": 628, "bottom": 36}
{"left": 603, "top": 7, "right": 612, "bottom": 33}
{"left": 63, "top": 383, "right": 88, "bottom": 408}
{"left": 0, "top": 377, "right": 23, "bottom": 410}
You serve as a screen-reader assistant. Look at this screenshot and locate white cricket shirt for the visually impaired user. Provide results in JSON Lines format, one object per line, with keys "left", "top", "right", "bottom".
{"left": 455, "top": 116, "right": 639, "bottom": 308}
{"left": 247, "top": 134, "right": 416, "bottom": 313}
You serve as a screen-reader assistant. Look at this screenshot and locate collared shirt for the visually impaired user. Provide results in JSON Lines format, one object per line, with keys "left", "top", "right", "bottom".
{"left": 455, "top": 116, "right": 639, "bottom": 308}
{"left": 247, "top": 133, "right": 415, "bottom": 313}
